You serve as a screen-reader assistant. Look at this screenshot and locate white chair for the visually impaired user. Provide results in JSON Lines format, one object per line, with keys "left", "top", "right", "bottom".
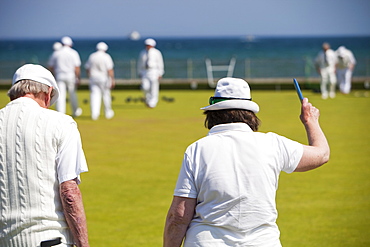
{"left": 205, "top": 57, "right": 236, "bottom": 88}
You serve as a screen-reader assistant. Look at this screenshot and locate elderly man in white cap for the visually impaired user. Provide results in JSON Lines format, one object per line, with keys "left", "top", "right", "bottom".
{"left": 85, "top": 42, "right": 115, "bottom": 120}
{"left": 48, "top": 36, "right": 83, "bottom": 116}
{"left": 314, "top": 42, "right": 337, "bottom": 99}
{"left": 336, "top": 46, "right": 356, "bottom": 94}
{"left": 0, "top": 64, "right": 90, "bottom": 247}
{"left": 164, "top": 77, "right": 330, "bottom": 247}
{"left": 137, "top": 38, "right": 164, "bottom": 108}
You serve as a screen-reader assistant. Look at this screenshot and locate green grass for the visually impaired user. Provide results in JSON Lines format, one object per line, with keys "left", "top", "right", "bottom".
{"left": 1, "top": 88, "right": 369, "bottom": 246}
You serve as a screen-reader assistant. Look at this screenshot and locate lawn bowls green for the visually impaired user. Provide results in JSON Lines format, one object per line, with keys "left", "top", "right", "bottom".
{"left": 0, "top": 89, "right": 368, "bottom": 246}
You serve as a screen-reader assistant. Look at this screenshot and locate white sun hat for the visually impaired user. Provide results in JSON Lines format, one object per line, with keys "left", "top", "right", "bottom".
{"left": 12, "top": 64, "right": 60, "bottom": 106}
{"left": 201, "top": 77, "right": 259, "bottom": 113}
{"left": 96, "top": 42, "right": 108, "bottom": 51}
{"left": 144, "top": 38, "right": 156, "bottom": 47}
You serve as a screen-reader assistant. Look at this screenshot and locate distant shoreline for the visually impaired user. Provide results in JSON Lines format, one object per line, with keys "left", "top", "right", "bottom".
{"left": 1, "top": 77, "right": 369, "bottom": 91}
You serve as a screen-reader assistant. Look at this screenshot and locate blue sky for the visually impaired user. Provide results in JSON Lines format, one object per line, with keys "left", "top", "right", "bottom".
{"left": 0, "top": 0, "right": 369, "bottom": 39}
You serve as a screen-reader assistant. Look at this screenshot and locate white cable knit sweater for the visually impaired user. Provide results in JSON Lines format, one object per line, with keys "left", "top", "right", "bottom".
{"left": 0, "top": 97, "right": 86, "bottom": 247}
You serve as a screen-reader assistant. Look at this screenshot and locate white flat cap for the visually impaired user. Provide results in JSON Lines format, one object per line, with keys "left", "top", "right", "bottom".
{"left": 53, "top": 42, "right": 62, "bottom": 51}
{"left": 144, "top": 38, "right": 156, "bottom": 47}
{"left": 12, "top": 64, "right": 60, "bottom": 106}
{"left": 96, "top": 42, "right": 108, "bottom": 51}
{"left": 61, "top": 36, "right": 73, "bottom": 46}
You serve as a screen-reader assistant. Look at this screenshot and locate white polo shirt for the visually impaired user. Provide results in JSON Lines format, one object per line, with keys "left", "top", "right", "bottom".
{"left": 85, "top": 50, "right": 114, "bottom": 84}
{"left": 137, "top": 47, "right": 164, "bottom": 77}
{"left": 48, "top": 46, "right": 81, "bottom": 81}
{"left": 336, "top": 49, "right": 356, "bottom": 69}
{"left": 174, "top": 123, "right": 303, "bottom": 246}
{"left": 314, "top": 49, "right": 337, "bottom": 69}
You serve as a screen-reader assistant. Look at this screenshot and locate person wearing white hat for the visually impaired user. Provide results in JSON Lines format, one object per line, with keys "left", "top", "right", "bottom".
{"left": 1, "top": 64, "right": 90, "bottom": 247}
{"left": 164, "top": 77, "right": 330, "bottom": 247}
{"left": 335, "top": 46, "right": 356, "bottom": 94}
{"left": 53, "top": 41, "right": 63, "bottom": 51}
{"left": 48, "top": 36, "right": 83, "bottom": 117}
{"left": 85, "top": 42, "right": 115, "bottom": 120}
{"left": 47, "top": 42, "right": 62, "bottom": 88}
{"left": 137, "top": 38, "right": 164, "bottom": 108}
{"left": 314, "top": 42, "right": 338, "bottom": 99}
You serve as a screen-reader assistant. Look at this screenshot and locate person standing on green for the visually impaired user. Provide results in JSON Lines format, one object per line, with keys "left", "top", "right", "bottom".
{"left": 164, "top": 77, "right": 330, "bottom": 247}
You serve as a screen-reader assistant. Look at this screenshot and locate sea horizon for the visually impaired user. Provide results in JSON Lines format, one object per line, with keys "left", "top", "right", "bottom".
{"left": 1, "top": 35, "right": 369, "bottom": 80}
{"left": 1, "top": 33, "right": 370, "bottom": 40}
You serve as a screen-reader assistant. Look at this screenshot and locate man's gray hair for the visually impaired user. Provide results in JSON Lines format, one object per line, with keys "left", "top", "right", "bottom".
{"left": 7, "top": 79, "right": 53, "bottom": 101}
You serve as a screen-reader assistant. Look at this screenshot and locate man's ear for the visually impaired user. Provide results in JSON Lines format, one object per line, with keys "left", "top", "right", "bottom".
{"left": 45, "top": 86, "right": 53, "bottom": 108}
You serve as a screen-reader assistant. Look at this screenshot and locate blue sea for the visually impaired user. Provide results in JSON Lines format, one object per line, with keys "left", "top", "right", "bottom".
{"left": 0, "top": 36, "right": 369, "bottom": 80}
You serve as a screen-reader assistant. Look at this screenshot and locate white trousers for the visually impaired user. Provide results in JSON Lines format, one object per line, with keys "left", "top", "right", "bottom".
{"left": 141, "top": 72, "right": 160, "bottom": 108}
{"left": 337, "top": 68, "right": 353, "bottom": 94}
{"left": 89, "top": 81, "right": 114, "bottom": 120}
{"left": 320, "top": 67, "right": 337, "bottom": 98}
{"left": 56, "top": 78, "right": 80, "bottom": 115}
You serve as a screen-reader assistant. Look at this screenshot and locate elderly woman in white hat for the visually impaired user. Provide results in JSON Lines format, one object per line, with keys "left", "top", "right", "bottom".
{"left": 164, "top": 77, "right": 330, "bottom": 247}
{"left": 1, "top": 64, "right": 89, "bottom": 247}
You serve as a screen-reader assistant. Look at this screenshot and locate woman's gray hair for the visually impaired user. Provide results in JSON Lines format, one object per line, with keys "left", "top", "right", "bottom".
{"left": 7, "top": 79, "right": 54, "bottom": 101}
